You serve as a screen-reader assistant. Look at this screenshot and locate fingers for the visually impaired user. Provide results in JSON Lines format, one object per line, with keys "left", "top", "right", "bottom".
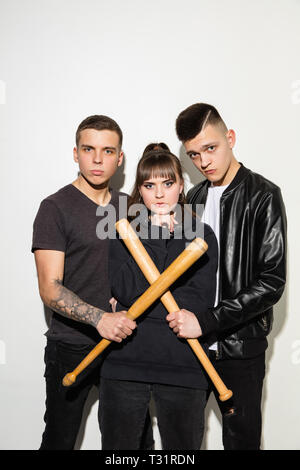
{"left": 97, "top": 311, "right": 136, "bottom": 342}
{"left": 166, "top": 311, "right": 182, "bottom": 337}
{"left": 166, "top": 309, "right": 199, "bottom": 338}
{"left": 166, "top": 311, "right": 176, "bottom": 321}
{"left": 109, "top": 297, "right": 117, "bottom": 313}
{"left": 112, "top": 314, "right": 136, "bottom": 342}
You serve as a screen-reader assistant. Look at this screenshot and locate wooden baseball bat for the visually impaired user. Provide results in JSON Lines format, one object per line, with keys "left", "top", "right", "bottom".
{"left": 62, "top": 234, "right": 207, "bottom": 387}
{"left": 116, "top": 218, "right": 232, "bottom": 402}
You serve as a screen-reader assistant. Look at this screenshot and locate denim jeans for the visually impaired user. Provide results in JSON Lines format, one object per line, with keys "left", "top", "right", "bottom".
{"left": 40, "top": 340, "right": 153, "bottom": 450}
{"left": 207, "top": 351, "right": 266, "bottom": 450}
{"left": 99, "top": 378, "right": 206, "bottom": 450}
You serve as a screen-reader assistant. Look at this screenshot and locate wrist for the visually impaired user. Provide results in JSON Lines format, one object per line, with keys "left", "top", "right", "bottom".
{"left": 94, "top": 310, "right": 107, "bottom": 330}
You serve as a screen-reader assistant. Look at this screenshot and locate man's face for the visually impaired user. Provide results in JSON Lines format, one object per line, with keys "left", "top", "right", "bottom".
{"left": 184, "top": 124, "right": 237, "bottom": 186}
{"left": 73, "top": 129, "right": 123, "bottom": 186}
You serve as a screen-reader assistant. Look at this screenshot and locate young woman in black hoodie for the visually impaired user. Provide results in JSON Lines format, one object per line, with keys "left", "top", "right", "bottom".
{"left": 99, "top": 144, "right": 218, "bottom": 450}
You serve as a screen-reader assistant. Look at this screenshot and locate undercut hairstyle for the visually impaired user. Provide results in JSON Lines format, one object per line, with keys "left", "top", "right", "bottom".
{"left": 75, "top": 115, "right": 123, "bottom": 148}
{"left": 176, "top": 103, "right": 227, "bottom": 142}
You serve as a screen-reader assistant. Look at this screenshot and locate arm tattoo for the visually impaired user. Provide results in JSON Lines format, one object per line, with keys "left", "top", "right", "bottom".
{"left": 49, "top": 278, "right": 105, "bottom": 328}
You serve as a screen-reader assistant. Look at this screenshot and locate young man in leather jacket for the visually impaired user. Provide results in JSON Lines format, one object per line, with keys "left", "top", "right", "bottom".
{"left": 167, "top": 103, "right": 287, "bottom": 450}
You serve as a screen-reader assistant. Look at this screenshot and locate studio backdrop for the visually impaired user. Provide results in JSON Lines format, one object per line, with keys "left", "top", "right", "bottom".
{"left": 0, "top": 0, "right": 299, "bottom": 450}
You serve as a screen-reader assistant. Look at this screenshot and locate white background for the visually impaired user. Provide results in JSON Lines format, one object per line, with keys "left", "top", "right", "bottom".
{"left": 0, "top": 0, "right": 299, "bottom": 450}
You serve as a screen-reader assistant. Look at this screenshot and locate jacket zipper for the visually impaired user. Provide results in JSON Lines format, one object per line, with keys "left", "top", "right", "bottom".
{"left": 215, "top": 343, "right": 220, "bottom": 360}
{"left": 262, "top": 315, "right": 268, "bottom": 330}
{"left": 215, "top": 195, "right": 225, "bottom": 362}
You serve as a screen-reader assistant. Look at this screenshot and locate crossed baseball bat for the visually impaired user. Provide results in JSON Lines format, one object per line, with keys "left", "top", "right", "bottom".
{"left": 63, "top": 219, "right": 232, "bottom": 402}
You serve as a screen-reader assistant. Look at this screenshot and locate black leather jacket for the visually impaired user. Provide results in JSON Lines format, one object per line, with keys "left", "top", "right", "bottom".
{"left": 187, "top": 164, "right": 287, "bottom": 360}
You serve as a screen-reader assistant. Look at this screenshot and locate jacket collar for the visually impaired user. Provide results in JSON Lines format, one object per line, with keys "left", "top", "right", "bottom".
{"left": 223, "top": 163, "right": 250, "bottom": 195}
{"left": 201, "top": 162, "right": 250, "bottom": 196}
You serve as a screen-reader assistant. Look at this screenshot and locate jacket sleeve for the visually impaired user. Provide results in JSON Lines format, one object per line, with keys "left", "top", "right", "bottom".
{"left": 170, "top": 225, "right": 219, "bottom": 334}
{"left": 209, "top": 187, "right": 287, "bottom": 334}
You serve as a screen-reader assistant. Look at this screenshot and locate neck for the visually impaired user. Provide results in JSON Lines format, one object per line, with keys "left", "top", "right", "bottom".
{"left": 213, "top": 157, "right": 241, "bottom": 186}
{"left": 72, "top": 174, "right": 112, "bottom": 206}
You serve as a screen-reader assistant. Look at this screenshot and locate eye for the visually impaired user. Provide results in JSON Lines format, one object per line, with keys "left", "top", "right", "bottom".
{"left": 207, "top": 146, "right": 216, "bottom": 152}
{"left": 104, "top": 149, "right": 114, "bottom": 155}
{"left": 188, "top": 152, "right": 198, "bottom": 160}
{"left": 84, "top": 147, "right": 92, "bottom": 152}
{"left": 164, "top": 181, "right": 174, "bottom": 188}
{"left": 143, "top": 183, "right": 153, "bottom": 189}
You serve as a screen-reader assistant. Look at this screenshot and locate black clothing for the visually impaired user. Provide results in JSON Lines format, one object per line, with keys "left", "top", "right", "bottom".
{"left": 40, "top": 339, "right": 103, "bottom": 450}
{"left": 101, "top": 218, "right": 218, "bottom": 390}
{"left": 32, "top": 184, "right": 127, "bottom": 344}
{"left": 187, "top": 164, "right": 287, "bottom": 360}
{"left": 99, "top": 378, "right": 206, "bottom": 450}
{"left": 207, "top": 350, "right": 265, "bottom": 450}
{"left": 40, "top": 339, "right": 153, "bottom": 450}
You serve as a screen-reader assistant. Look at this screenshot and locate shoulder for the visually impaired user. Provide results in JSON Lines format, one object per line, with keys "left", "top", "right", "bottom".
{"left": 244, "top": 168, "right": 285, "bottom": 213}
{"left": 237, "top": 167, "right": 286, "bottom": 220}
{"left": 246, "top": 168, "right": 281, "bottom": 195}
{"left": 186, "top": 179, "right": 208, "bottom": 203}
{"left": 34, "top": 185, "right": 77, "bottom": 225}
{"left": 41, "top": 184, "right": 75, "bottom": 208}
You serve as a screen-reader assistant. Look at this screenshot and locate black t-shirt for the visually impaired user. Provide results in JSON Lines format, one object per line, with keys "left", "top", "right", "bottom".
{"left": 32, "top": 184, "right": 127, "bottom": 345}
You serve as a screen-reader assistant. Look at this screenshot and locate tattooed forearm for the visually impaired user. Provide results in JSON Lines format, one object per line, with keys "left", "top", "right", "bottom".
{"left": 48, "top": 279, "right": 105, "bottom": 328}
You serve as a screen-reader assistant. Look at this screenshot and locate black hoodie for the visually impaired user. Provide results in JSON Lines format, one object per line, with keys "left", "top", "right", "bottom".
{"left": 101, "top": 216, "right": 218, "bottom": 389}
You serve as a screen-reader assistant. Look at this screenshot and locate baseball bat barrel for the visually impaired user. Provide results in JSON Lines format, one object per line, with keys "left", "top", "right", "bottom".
{"left": 116, "top": 218, "right": 232, "bottom": 402}
{"left": 62, "top": 232, "right": 207, "bottom": 387}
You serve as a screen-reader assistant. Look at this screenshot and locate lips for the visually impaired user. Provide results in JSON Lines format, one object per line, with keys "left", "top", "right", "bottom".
{"left": 204, "top": 169, "right": 216, "bottom": 175}
{"left": 91, "top": 170, "right": 104, "bottom": 175}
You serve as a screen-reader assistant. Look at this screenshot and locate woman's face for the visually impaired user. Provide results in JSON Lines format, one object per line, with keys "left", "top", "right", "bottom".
{"left": 139, "top": 174, "right": 183, "bottom": 215}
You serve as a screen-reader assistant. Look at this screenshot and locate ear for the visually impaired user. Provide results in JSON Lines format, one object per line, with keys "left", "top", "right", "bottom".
{"left": 226, "top": 129, "right": 236, "bottom": 149}
{"left": 117, "top": 151, "right": 124, "bottom": 167}
{"left": 73, "top": 147, "right": 79, "bottom": 163}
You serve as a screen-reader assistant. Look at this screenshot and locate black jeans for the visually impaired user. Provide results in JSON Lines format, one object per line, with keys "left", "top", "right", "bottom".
{"left": 207, "top": 351, "right": 266, "bottom": 450}
{"left": 40, "top": 340, "right": 153, "bottom": 450}
{"left": 99, "top": 378, "right": 206, "bottom": 450}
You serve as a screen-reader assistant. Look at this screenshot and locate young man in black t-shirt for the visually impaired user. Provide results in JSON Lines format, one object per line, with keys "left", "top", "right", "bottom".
{"left": 32, "top": 115, "right": 151, "bottom": 449}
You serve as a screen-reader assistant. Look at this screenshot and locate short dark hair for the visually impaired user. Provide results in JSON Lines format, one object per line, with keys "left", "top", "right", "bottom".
{"left": 75, "top": 115, "right": 123, "bottom": 148}
{"left": 176, "top": 103, "right": 227, "bottom": 142}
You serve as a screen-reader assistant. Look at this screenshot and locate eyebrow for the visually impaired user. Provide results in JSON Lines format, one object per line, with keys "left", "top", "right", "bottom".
{"left": 187, "top": 142, "right": 218, "bottom": 154}
{"left": 80, "top": 145, "right": 117, "bottom": 151}
{"left": 143, "top": 178, "right": 174, "bottom": 184}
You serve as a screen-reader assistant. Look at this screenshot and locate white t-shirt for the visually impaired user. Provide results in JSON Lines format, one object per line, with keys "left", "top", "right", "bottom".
{"left": 202, "top": 183, "right": 229, "bottom": 350}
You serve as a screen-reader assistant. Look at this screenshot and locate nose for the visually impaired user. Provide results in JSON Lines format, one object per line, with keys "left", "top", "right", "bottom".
{"left": 94, "top": 150, "right": 103, "bottom": 164}
{"left": 200, "top": 154, "right": 211, "bottom": 169}
{"left": 155, "top": 184, "right": 164, "bottom": 198}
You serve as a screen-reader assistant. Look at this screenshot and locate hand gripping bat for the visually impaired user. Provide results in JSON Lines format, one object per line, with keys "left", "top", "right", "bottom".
{"left": 62, "top": 229, "right": 209, "bottom": 387}
{"left": 115, "top": 218, "right": 232, "bottom": 402}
